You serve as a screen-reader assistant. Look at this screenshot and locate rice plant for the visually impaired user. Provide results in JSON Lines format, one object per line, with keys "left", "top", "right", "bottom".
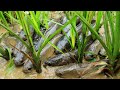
{"left": 75, "top": 11, "right": 120, "bottom": 76}
{"left": 65, "top": 11, "right": 98, "bottom": 63}
{"left": 0, "top": 11, "right": 77, "bottom": 73}
{"left": 1, "top": 11, "right": 120, "bottom": 76}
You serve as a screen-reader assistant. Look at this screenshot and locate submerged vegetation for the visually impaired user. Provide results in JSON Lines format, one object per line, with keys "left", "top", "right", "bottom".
{"left": 0, "top": 11, "right": 120, "bottom": 78}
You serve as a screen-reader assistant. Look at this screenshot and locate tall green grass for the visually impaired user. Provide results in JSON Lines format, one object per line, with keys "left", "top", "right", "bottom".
{"left": 65, "top": 11, "right": 97, "bottom": 63}
{"left": 75, "top": 11, "right": 120, "bottom": 75}
{"left": 0, "top": 11, "right": 78, "bottom": 73}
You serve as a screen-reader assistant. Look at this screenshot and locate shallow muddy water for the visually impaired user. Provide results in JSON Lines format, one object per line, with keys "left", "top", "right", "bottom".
{"left": 0, "top": 57, "right": 61, "bottom": 79}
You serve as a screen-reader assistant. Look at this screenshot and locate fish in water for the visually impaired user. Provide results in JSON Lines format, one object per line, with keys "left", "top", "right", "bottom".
{"left": 44, "top": 34, "right": 94, "bottom": 67}
{"left": 84, "top": 39, "right": 102, "bottom": 60}
{"left": 32, "top": 25, "right": 46, "bottom": 51}
{"left": 34, "top": 16, "right": 66, "bottom": 51}
{"left": 35, "top": 24, "right": 61, "bottom": 51}
{"left": 13, "top": 27, "right": 34, "bottom": 66}
{"left": 55, "top": 60, "right": 107, "bottom": 78}
{"left": 43, "top": 50, "right": 78, "bottom": 67}
{"left": 55, "top": 19, "right": 96, "bottom": 54}
{"left": 14, "top": 45, "right": 27, "bottom": 66}
{"left": 55, "top": 22, "right": 82, "bottom": 54}
{"left": 23, "top": 59, "right": 33, "bottom": 73}
{"left": 22, "top": 18, "right": 65, "bottom": 73}
{"left": 22, "top": 34, "right": 63, "bottom": 73}
{"left": 99, "top": 47, "right": 106, "bottom": 57}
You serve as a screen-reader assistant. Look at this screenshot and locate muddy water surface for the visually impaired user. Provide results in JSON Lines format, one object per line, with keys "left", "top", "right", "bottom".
{"left": 0, "top": 57, "right": 61, "bottom": 79}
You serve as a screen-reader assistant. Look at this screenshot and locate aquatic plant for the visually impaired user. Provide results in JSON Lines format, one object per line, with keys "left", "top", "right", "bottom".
{"left": 1, "top": 11, "right": 120, "bottom": 76}
{"left": 76, "top": 11, "right": 120, "bottom": 76}
{"left": 0, "top": 11, "right": 77, "bottom": 73}
{"left": 65, "top": 11, "right": 100, "bottom": 63}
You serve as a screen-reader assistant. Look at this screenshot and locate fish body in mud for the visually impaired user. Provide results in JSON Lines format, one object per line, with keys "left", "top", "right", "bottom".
{"left": 44, "top": 35, "right": 94, "bottom": 67}
{"left": 61, "top": 16, "right": 71, "bottom": 33}
{"left": 55, "top": 22, "right": 82, "bottom": 54}
{"left": 44, "top": 50, "right": 78, "bottom": 67}
{"left": 98, "top": 30, "right": 106, "bottom": 57}
{"left": 12, "top": 30, "right": 26, "bottom": 55}
{"left": 13, "top": 28, "right": 34, "bottom": 66}
{"left": 84, "top": 26, "right": 105, "bottom": 61}
{"left": 14, "top": 45, "right": 28, "bottom": 66}
{"left": 35, "top": 24, "right": 60, "bottom": 50}
{"left": 13, "top": 30, "right": 28, "bottom": 66}
{"left": 55, "top": 61, "right": 107, "bottom": 78}
{"left": 99, "top": 47, "right": 106, "bottom": 56}
{"left": 22, "top": 17, "right": 65, "bottom": 73}
{"left": 61, "top": 17, "right": 81, "bottom": 33}
{"left": 77, "top": 33, "right": 95, "bottom": 50}
{"left": 55, "top": 19, "right": 95, "bottom": 54}
{"left": 84, "top": 39, "right": 102, "bottom": 60}
{"left": 23, "top": 59, "right": 33, "bottom": 73}
{"left": 32, "top": 25, "right": 46, "bottom": 51}
{"left": 34, "top": 16, "right": 66, "bottom": 50}
{"left": 23, "top": 34, "right": 63, "bottom": 73}
{"left": 40, "top": 34, "right": 63, "bottom": 61}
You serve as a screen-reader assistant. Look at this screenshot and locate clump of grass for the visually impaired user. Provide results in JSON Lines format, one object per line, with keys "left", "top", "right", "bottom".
{"left": 0, "top": 11, "right": 77, "bottom": 73}
{"left": 76, "top": 11, "right": 120, "bottom": 76}
{"left": 65, "top": 11, "right": 98, "bottom": 63}
{"left": 1, "top": 11, "right": 120, "bottom": 76}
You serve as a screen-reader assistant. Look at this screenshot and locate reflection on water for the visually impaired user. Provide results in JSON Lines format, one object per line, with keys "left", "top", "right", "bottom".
{"left": 0, "top": 58, "right": 60, "bottom": 79}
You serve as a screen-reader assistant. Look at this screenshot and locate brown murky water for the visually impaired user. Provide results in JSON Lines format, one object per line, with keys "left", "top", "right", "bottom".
{"left": 0, "top": 57, "right": 61, "bottom": 79}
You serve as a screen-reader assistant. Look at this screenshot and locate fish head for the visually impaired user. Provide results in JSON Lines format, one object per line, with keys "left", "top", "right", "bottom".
{"left": 23, "top": 60, "right": 33, "bottom": 73}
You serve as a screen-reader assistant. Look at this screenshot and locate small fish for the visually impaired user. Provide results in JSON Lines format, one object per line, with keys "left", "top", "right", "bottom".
{"left": 22, "top": 34, "right": 62, "bottom": 73}
{"left": 84, "top": 40, "right": 102, "bottom": 60}
{"left": 55, "top": 60, "right": 107, "bottom": 78}
{"left": 35, "top": 24, "right": 61, "bottom": 51}
{"left": 23, "top": 59, "right": 33, "bottom": 73}
{"left": 55, "top": 22, "right": 82, "bottom": 54}
{"left": 44, "top": 50, "right": 77, "bottom": 67}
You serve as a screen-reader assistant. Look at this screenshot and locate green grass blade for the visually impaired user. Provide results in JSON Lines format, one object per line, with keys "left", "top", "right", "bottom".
{"left": 0, "top": 11, "right": 9, "bottom": 27}
{"left": 4, "top": 12, "right": 19, "bottom": 24}
{"left": 0, "top": 23, "right": 29, "bottom": 49}
{"left": 106, "top": 11, "right": 115, "bottom": 50}
{"left": 103, "top": 12, "right": 112, "bottom": 52}
{"left": 113, "top": 11, "right": 120, "bottom": 60}
{"left": 75, "top": 11, "right": 112, "bottom": 60}
{"left": 94, "top": 11, "right": 103, "bottom": 32}
{"left": 37, "top": 16, "right": 77, "bottom": 58}
{"left": 16, "top": 11, "right": 36, "bottom": 55}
